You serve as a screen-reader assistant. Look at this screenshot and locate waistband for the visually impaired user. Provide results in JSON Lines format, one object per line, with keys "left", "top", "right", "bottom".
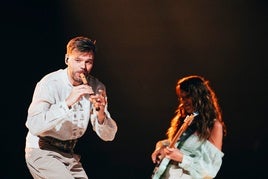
{"left": 38, "top": 136, "right": 77, "bottom": 153}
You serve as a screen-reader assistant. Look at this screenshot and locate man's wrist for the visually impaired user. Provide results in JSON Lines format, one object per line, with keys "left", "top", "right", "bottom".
{"left": 97, "top": 113, "right": 107, "bottom": 124}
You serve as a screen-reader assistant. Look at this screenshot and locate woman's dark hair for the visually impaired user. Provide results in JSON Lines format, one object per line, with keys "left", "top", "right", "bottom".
{"left": 167, "top": 75, "right": 226, "bottom": 141}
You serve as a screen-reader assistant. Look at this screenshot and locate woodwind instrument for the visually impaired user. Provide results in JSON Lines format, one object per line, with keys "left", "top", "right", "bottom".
{"left": 80, "top": 73, "right": 100, "bottom": 111}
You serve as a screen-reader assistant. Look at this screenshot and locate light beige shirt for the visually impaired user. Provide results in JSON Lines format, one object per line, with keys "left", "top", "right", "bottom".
{"left": 25, "top": 68, "right": 117, "bottom": 149}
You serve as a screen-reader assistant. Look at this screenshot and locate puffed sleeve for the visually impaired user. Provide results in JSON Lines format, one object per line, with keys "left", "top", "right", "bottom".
{"left": 179, "top": 140, "right": 224, "bottom": 178}
{"left": 90, "top": 105, "right": 117, "bottom": 141}
{"left": 88, "top": 75, "right": 118, "bottom": 141}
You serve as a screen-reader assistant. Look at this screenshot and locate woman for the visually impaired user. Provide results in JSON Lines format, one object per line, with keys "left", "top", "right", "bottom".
{"left": 151, "top": 75, "right": 226, "bottom": 179}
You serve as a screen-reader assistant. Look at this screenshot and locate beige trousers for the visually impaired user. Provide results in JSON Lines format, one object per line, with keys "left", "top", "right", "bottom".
{"left": 25, "top": 148, "right": 88, "bottom": 179}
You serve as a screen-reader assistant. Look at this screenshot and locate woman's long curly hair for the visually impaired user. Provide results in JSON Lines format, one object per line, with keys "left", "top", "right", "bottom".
{"left": 166, "top": 75, "right": 227, "bottom": 141}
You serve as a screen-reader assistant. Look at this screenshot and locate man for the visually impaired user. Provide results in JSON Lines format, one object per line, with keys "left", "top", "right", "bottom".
{"left": 25, "top": 36, "right": 118, "bottom": 179}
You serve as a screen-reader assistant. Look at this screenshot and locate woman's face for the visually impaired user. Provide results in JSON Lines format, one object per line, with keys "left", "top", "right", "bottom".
{"left": 178, "top": 90, "right": 194, "bottom": 114}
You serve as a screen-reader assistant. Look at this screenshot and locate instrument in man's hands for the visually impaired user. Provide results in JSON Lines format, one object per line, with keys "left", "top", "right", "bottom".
{"left": 80, "top": 73, "right": 89, "bottom": 85}
{"left": 151, "top": 113, "right": 197, "bottom": 179}
{"left": 80, "top": 73, "right": 100, "bottom": 111}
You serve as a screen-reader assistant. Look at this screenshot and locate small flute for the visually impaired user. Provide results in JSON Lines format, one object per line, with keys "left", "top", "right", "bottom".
{"left": 80, "top": 73, "right": 88, "bottom": 85}
{"left": 80, "top": 73, "right": 100, "bottom": 111}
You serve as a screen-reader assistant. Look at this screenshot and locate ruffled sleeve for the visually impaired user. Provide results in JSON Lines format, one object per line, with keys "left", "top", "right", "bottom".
{"left": 179, "top": 139, "right": 224, "bottom": 179}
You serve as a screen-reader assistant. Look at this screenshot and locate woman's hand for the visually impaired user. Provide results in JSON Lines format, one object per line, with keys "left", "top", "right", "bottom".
{"left": 164, "top": 147, "right": 183, "bottom": 163}
{"left": 151, "top": 147, "right": 166, "bottom": 164}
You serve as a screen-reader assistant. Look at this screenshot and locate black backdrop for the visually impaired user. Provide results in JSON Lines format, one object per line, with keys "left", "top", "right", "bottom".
{"left": 2, "top": 0, "right": 268, "bottom": 178}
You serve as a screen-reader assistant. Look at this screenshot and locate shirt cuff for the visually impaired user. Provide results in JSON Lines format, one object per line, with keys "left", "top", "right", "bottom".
{"left": 179, "top": 155, "right": 192, "bottom": 169}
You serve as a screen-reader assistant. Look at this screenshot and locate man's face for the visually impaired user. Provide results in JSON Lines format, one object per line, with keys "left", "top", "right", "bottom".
{"left": 66, "top": 50, "right": 94, "bottom": 86}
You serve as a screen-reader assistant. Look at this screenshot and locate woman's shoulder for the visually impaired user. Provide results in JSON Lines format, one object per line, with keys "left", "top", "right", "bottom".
{"left": 208, "top": 119, "right": 223, "bottom": 150}
{"left": 213, "top": 119, "right": 223, "bottom": 130}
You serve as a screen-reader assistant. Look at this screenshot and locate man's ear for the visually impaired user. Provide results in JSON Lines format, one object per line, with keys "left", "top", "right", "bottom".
{"left": 65, "top": 54, "right": 68, "bottom": 64}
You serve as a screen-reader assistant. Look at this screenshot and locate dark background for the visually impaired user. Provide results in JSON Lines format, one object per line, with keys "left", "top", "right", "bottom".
{"left": 2, "top": 0, "right": 268, "bottom": 178}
